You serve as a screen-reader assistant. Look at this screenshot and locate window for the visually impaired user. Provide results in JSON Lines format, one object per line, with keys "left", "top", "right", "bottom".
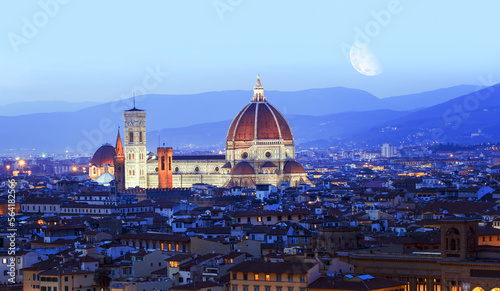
{"left": 265, "top": 274, "right": 270, "bottom": 281}
{"left": 254, "top": 273, "right": 259, "bottom": 281}
{"left": 243, "top": 286, "right": 249, "bottom": 291}
{"left": 288, "top": 288, "right": 294, "bottom": 291}
{"left": 233, "top": 273, "right": 237, "bottom": 280}
{"left": 300, "top": 275, "right": 305, "bottom": 283}
{"left": 2, "top": 259, "right": 6, "bottom": 264}
{"left": 265, "top": 287, "right": 271, "bottom": 291}
{"left": 139, "top": 132, "right": 143, "bottom": 142}
{"left": 243, "top": 273, "right": 248, "bottom": 280}
{"left": 276, "top": 274, "right": 281, "bottom": 282}
{"left": 254, "top": 287, "right": 260, "bottom": 291}
{"left": 267, "top": 217, "right": 271, "bottom": 221}
{"left": 288, "top": 274, "right": 293, "bottom": 282}
{"left": 65, "top": 276, "right": 68, "bottom": 282}
{"left": 129, "top": 131, "right": 134, "bottom": 143}
{"left": 277, "top": 287, "right": 282, "bottom": 291}
{"left": 233, "top": 286, "right": 238, "bottom": 291}
{"left": 257, "top": 217, "right": 262, "bottom": 222}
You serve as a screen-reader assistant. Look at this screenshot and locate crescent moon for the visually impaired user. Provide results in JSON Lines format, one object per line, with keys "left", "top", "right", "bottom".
{"left": 350, "top": 44, "right": 383, "bottom": 76}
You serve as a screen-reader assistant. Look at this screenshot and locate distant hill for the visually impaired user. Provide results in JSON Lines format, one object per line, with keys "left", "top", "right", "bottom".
{"left": 0, "top": 100, "right": 101, "bottom": 116}
{"left": 382, "top": 85, "right": 481, "bottom": 111}
{"left": 338, "top": 83, "right": 500, "bottom": 146}
{"left": 0, "top": 84, "right": 487, "bottom": 153}
{"left": 148, "top": 110, "right": 411, "bottom": 149}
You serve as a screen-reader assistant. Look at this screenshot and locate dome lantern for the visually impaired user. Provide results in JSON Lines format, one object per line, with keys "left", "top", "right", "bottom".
{"left": 251, "top": 75, "right": 266, "bottom": 102}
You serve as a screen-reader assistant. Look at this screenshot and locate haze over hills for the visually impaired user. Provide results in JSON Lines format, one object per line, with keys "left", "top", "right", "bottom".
{"left": 0, "top": 100, "right": 102, "bottom": 116}
{"left": 0, "top": 85, "right": 478, "bottom": 120}
{"left": 0, "top": 84, "right": 494, "bottom": 154}
{"left": 382, "top": 85, "right": 482, "bottom": 111}
{"left": 311, "top": 83, "right": 500, "bottom": 146}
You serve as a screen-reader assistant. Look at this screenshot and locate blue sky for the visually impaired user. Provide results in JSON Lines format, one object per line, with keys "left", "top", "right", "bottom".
{"left": 1, "top": 0, "right": 499, "bottom": 105}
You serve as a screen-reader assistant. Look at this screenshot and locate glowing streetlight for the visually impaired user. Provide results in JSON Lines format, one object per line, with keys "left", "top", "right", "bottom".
{"left": 6, "top": 165, "right": 10, "bottom": 170}
{"left": 72, "top": 166, "right": 78, "bottom": 172}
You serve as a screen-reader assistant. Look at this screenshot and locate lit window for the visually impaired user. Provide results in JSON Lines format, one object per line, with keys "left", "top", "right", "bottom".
{"left": 265, "top": 274, "right": 270, "bottom": 281}
{"left": 169, "top": 261, "right": 179, "bottom": 268}
{"left": 254, "top": 273, "right": 259, "bottom": 281}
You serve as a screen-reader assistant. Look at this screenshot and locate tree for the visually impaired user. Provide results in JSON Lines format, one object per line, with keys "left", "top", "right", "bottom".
{"left": 94, "top": 268, "right": 112, "bottom": 291}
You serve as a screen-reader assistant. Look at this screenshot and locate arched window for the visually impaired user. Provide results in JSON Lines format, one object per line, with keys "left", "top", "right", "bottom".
{"left": 161, "top": 156, "right": 165, "bottom": 171}
{"left": 129, "top": 131, "right": 134, "bottom": 143}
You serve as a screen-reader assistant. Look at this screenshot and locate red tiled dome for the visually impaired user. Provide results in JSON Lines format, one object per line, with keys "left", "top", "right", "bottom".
{"left": 230, "top": 162, "right": 255, "bottom": 175}
{"left": 90, "top": 144, "right": 115, "bottom": 166}
{"left": 284, "top": 161, "right": 305, "bottom": 174}
{"left": 227, "top": 102, "right": 293, "bottom": 142}
{"left": 227, "top": 76, "right": 293, "bottom": 143}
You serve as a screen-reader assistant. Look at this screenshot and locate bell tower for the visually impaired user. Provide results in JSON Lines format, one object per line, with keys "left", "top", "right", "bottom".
{"left": 440, "top": 217, "right": 479, "bottom": 260}
{"left": 123, "top": 98, "right": 148, "bottom": 189}
{"left": 114, "top": 128, "right": 125, "bottom": 192}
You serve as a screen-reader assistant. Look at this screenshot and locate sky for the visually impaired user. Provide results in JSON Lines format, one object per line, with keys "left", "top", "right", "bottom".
{"left": 0, "top": 0, "right": 499, "bottom": 105}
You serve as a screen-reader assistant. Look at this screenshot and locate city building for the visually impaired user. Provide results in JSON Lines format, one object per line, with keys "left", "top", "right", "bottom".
{"left": 97, "top": 76, "right": 311, "bottom": 190}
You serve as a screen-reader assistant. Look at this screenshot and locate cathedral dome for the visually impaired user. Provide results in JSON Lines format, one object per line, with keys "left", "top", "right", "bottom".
{"left": 226, "top": 76, "right": 293, "bottom": 142}
{"left": 230, "top": 161, "right": 255, "bottom": 175}
{"left": 90, "top": 144, "right": 115, "bottom": 166}
{"left": 284, "top": 161, "right": 306, "bottom": 174}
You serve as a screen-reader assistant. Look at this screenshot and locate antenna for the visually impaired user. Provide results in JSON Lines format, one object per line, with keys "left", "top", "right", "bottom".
{"left": 133, "top": 94, "right": 136, "bottom": 109}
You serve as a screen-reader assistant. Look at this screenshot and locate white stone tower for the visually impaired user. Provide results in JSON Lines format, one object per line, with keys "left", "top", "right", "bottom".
{"left": 123, "top": 98, "right": 147, "bottom": 189}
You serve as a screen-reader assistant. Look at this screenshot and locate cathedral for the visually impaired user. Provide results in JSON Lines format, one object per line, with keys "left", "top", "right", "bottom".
{"left": 89, "top": 76, "right": 311, "bottom": 191}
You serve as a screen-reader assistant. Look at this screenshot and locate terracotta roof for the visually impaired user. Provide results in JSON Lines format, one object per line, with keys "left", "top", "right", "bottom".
{"left": 284, "top": 161, "right": 306, "bottom": 174}
{"left": 261, "top": 161, "right": 277, "bottom": 168}
{"left": 117, "top": 233, "right": 190, "bottom": 242}
{"left": 227, "top": 101, "right": 293, "bottom": 142}
{"left": 229, "top": 261, "right": 317, "bottom": 274}
{"left": 90, "top": 144, "right": 115, "bottom": 166}
{"left": 230, "top": 162, "right": 255, "bottom": 175}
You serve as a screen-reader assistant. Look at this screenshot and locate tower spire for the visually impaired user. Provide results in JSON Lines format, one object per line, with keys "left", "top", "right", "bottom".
{"left": 115, "top": 127, "right": 124, "bottom": 158}
{"left": 252, "top": 74, "right": 266, "bottom": 102}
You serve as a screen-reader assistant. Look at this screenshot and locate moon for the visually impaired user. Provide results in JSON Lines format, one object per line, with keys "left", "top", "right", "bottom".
{"left": 350, "top": 44, "right": 383, "bottom": 76}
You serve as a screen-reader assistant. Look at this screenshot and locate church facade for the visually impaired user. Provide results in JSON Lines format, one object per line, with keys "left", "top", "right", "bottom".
{"left": 100, "top": 76, "right": 311, "bottom": 190}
